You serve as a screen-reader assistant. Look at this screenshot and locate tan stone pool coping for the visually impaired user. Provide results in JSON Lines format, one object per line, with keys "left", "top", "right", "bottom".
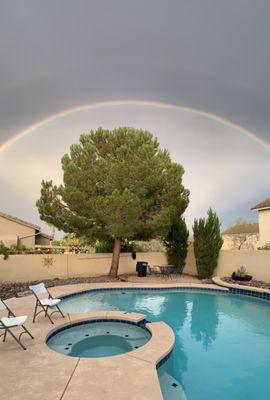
{"left": 0, "top": 282, "right": 227, "bottom": 400}
{"left": 213, "top": 276, "right": 270, "bottom": 294}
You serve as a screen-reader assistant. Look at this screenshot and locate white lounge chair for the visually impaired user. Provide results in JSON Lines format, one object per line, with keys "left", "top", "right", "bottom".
{"left": 29, "top": 282, "right": 65, "bottom": 324}
{"left": 0, "top": 299, "right": 34, "bottom": 350}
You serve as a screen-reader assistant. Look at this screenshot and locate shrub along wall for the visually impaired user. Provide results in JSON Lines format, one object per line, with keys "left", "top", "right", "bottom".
{"left": 1, "top": 249, "right": 270, "bottom": 283}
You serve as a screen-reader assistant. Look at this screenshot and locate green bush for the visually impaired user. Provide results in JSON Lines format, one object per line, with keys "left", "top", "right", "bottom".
{"left": 193, "top": 208, "right": 223, "bottom": 279}
{"left": 9, "top": 243, "right": 28, "bottom": 254}
{"left": 0, "top": 241, "right": 10, "bottom": 260}
{"left": 121, "top": 241, "right": 136, "bottom": 253}
{"left": 95, "top": 240, "right": 114, "bottom": 253}
{"left": 133, "top": 239, "right": 165, "bottom": 252}
{"left": 95, "top": 239, "right": 135, "bottom": 253}
{"left": 163, "top": 216, "right": 189, "bottom": 273}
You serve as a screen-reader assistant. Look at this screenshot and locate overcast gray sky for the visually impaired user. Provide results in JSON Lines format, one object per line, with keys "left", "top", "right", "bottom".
{"left": 0, "top": 1, "right": 270, "bottom": 234}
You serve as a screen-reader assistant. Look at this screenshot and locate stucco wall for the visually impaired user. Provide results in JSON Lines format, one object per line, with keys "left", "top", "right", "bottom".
{"left": 259, "top": 209, "right": 270, "bottom": 246}
{"left": 0, "top": 216, "right": 36, "bottom": 247}
{"left": 215, "top": 250, "right": 270, "bottom": 281}
{"left": 1, "top": 249, "right": 270, "bottom": 283}
{"left": 0, "top": 252, "right": 168, "bottom": 282}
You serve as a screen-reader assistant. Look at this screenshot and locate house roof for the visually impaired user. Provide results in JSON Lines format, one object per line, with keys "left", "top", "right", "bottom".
{"left": 251, "top": 198, "right": 270, "bottom": 211}
{"left": 0, "top": 211, "right": 41, "bottom": 231}
{"left": 36, "top": 232, "right": 53, "bottom": 239}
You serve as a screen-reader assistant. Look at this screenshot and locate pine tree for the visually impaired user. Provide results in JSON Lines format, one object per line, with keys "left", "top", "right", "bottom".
{"left": 37, "top": 127, "right": 189, "bottom": 276}
{"left": 193, "top": 208, "right": 223, "bottom": 279}
{"left": 163, "top": 216, "right": 189, "bottom": 273}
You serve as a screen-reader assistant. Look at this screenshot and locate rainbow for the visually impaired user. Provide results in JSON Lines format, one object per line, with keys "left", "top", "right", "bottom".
{"left": 0, "top": 99, "right": 269, "bottom": 152}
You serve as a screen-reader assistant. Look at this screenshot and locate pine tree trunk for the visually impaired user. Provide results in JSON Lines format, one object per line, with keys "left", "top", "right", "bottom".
{"left": 109, "top": 237, "right": 122, "bottom": 277}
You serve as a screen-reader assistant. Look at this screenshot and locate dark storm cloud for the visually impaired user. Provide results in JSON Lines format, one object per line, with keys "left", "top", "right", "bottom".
{"left": 0, "top": 0, "right": 270, "bottom": 143}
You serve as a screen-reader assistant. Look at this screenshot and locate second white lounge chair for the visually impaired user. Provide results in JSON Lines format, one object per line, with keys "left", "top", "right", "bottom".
{"left": 29, "top": 282, "right": 65, "bottom": 324}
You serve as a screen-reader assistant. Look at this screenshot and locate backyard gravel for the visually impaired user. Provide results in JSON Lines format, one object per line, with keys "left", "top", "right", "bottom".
{"left": 222, "top": 276, "right": 270, "bottom": 290}
{"left": 0, "top": 275, "right": 127, "bottom": 300}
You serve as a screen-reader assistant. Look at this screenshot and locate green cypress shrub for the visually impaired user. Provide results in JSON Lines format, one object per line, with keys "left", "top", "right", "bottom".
{"left": 163, "top": 216, "right": 189, "bottom": 273}
{"left": 193, "top": 208, "right": 223, "bottom": 279}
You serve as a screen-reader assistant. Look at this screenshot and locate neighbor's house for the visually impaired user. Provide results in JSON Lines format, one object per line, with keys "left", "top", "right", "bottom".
{"left": 252, "top": 198, "right": 270, "bottom": 247}
{"left": 0, "top": 211, "right": 52, "bottom": 248}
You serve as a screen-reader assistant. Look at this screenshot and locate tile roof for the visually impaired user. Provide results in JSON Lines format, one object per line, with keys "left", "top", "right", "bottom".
{"left": 251, "top": 198, "right": 270, "bottom": 210}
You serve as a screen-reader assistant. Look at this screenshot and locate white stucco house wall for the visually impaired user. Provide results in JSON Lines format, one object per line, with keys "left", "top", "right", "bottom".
{"left": 252, "top": 198, "right": 270, "bottom": 247}
{"left": 0, "top": 211, "right": 52, "bottom": 248}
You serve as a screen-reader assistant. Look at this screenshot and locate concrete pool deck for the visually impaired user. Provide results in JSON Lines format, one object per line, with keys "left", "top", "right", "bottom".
{"left": 0, "top": 281, "right": 227, "bottom": 399}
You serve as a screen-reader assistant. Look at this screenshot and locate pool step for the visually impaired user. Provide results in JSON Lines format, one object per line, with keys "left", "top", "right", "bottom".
{"left": 159, "top": 372, "right": 187, "bottom": 400}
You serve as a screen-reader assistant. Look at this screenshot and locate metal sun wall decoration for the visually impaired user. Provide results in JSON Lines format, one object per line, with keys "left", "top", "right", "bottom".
{"left": 42, "top": 255, "right": 55, "bottom": 269}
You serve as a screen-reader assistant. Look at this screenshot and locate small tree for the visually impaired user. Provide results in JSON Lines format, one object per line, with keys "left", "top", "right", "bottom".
{"left": 163, "top": 216, "right": 189, "bottom": 273}
{"left": 61, "top": 233, "right": 90, "bottom": 247}
{"left": 0, "top": 241, "right": 10, "bottom": 260}
{"left": 193, "top": 208, "right": 223, "bottom": 279}
{"left": 37, "top": 127, "right": 189, "bottom": 277}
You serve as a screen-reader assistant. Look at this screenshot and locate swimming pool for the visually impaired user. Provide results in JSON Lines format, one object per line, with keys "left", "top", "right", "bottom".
{"left": 47, "top": 320, "right": 151, "bottom": 358}
{"left": 59, "top": 288, "right": 270, "bottom": 400}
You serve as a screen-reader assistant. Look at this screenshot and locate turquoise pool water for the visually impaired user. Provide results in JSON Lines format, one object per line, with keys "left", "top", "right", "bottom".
{"left": 47, "top": 321, "right": 151, "bottom": 358}
{"left": 59, "top": 289, "right": 270, "bottom": 400}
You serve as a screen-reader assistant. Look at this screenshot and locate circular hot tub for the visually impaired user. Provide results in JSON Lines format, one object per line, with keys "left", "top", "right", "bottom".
{"left": 46, "top": 319, "right": 151, "bottom": 358}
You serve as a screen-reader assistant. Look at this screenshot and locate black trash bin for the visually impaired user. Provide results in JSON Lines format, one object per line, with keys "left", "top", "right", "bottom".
{"left": 136, "top": 261, "right": 148, "bottom": 277}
